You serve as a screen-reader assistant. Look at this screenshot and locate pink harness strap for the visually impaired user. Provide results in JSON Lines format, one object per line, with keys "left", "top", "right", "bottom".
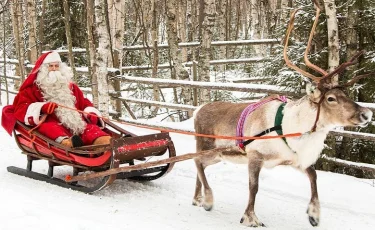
{"left": 236, "top": 96, "right": 288, "bottom": 147}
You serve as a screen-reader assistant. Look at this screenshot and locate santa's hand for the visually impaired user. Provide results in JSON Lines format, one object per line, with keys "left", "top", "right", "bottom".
{"left": 87, "top": 112, "right": 98, "bottom": 125}
{"left": 41, "top": 102, "right": 58, "bottom": 114}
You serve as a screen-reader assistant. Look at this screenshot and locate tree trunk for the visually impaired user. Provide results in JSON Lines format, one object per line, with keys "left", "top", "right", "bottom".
{"left": 198, "top": 0, "right": 215, "bottom": 104}
{"left": 86, "top": 0, "right": 98, "bottom": 107}
{"left": 324, "top": 0, "right": 339, "bottom": 74}
{"left": 108, "top": 0, "right": 125, "bottom": 118}
{"left": 165, "top": 0, "right": 191, "bottom": 106}
{"left": 26, "top": 0, "right": 37, "bottom": 63}
{"left": 38, "top": 0, "right": 46, "bottom": 54}
{"left": 10, "top": 0, "right": 26, "bottom": 87}
{"left": 2, "top": 7, "right": 9, "bottom": 105}
{"left": 62, "top": 0, "right": 77, "bottom": 81}
{"left": 216, "top": 0, "right": 227, "bottom": 81}
{"left": 280, "top": 0, "right": 290, "bottom": 25}
{"left": 345, "top": 0, "right": 358, "bottom": 62}
{"left": 95, "top": 0, "right": 110, "bottom": 116}
{"left": 250, "top": 0, "right": 262, "bottom": 55}
{"left": 151, "top": 0, "right": 160, "bottom": 116}
{"left": 178, "top": 1, "right": 187, "bottom": 61}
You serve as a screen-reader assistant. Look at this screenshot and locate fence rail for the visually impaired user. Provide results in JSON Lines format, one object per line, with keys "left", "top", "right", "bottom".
{"left": 1, "top": 40, "right": 375, "bottom": 142}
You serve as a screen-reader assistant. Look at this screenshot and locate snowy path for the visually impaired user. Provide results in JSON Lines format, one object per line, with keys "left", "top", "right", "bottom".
{"left": 0, "top": 121, "right": 374, "bottom": 230}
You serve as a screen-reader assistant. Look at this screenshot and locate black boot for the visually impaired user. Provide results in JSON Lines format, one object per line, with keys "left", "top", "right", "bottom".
{"left": 71, "top": 135, "right": 83, "bottom": 148}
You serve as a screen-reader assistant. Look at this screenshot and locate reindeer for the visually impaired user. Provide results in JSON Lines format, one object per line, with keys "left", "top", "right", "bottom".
{"left": 192, "top": 1, "right": 373, "bottom": 227}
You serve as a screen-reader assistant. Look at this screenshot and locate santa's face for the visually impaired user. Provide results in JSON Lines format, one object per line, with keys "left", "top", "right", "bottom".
{"left": 36, "top": 62, "right": 72, "bottom": 88}
{"left": 48, "top": 62, "right": 60, "bottom": 71}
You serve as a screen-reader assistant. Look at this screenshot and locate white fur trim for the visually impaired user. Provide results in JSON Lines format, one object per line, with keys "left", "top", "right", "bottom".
{"left": 25, "top": 102, "right": 47, "bottom": 125}
{"left": 84, "top": 107, "right": 104, "bottom": 128}
{"left": 43, "top": 51, "right": 62, "bottom": 64}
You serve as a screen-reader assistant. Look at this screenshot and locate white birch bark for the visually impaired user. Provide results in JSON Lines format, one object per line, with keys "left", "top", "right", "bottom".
{"left": 86, "top": 0, "right": 98, "bottom": 107}
{"left": 250, "top": 0, "right": 262, "bottom": 55}
{"left": 324, "top": 0, "right": 340, "bottom": 74}
{"left": 198, "top": 0, "right": 215, "bottom": 103}
{"left": 178, "top": 1, "right": 187, "bottom": 62}
{"left": 216, "top": 0, "right": 227, "bottom": 81}
{"left": 26, "top": 0, "right": 37, "bottom": 63}
{"left": 345, "top": 1, "right": 358, "bottom": 60}
{"left": 108, "top": 0, "right": 125, "bottom": 117}
{"left": 10, "top": 0, "right": 25, "bottom": 87}
{"left": 165, "top": 0, "right": 191, "bottom": 105}
{"left": 142, "top": 0, "right": 152, "bottom": 44}
{"left": 151, "top": 0, "right": 160, "bottom": 115}
{"left": 280, "top": 0, "right": 290, "bottom": 24}
{"left": 38, "top": 0, "right": 46, "bottom": 54}
{"left": 62, "top": 0, "right": 77, "bottom": 82}
{"left": 108, "top": 0, "right": 125, "bottom": 68}
{"left": 95, "top": 0, "right": 110, "bottom": 116}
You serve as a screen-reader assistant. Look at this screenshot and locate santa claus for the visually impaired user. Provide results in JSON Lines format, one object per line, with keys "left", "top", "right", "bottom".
{"left": 2, "top": 51, "right": 111, "bottom": 147}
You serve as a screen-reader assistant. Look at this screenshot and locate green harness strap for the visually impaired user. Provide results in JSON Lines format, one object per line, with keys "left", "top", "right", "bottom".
{"left": 274, "top": 103, "right": 287, "bottom": 144}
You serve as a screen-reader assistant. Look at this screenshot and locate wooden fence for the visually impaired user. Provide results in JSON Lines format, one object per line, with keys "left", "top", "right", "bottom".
{"left": 1, "top": 39, "right": 375, "bottom": 144}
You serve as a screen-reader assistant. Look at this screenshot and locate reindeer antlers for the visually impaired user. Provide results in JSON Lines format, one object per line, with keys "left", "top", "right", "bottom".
{"left": 284, "top": 0, "right": 372, "bottom": 89}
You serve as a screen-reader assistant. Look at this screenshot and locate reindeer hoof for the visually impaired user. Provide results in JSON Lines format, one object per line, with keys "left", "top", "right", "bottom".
{"left": 240, "top": 215, "right": 266, "bottom": 227}
{"left": 192, "top": 196, "right": 203, "bottom": 206}
{"left": 203, "top": 203, "right": 213, "bottom": 211}
{"left": 306, "top": 202, "right": 320, "bottom": 227}
{"left": 308, "top": 216, "right": 319, "bottom": 227}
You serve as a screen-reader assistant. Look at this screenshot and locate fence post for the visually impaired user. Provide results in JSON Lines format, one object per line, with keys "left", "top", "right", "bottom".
{"left": 112, "top": 50, "right": 122, "bottom": 119}
{"left": 192, "top": 61, "right": 198, "bottom": 106}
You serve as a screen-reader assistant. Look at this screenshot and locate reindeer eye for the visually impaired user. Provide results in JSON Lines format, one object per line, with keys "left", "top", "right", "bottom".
{"left": 327, "top": 97, "right": 336, "bottom": 102}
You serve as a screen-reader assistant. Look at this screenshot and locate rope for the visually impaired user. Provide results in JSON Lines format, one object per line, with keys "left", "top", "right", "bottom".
{"left": 56, "top": 104, "right": 303, "bottom": 141}
{"left": 27, "top": 114, "right": 48, "bottom": 135}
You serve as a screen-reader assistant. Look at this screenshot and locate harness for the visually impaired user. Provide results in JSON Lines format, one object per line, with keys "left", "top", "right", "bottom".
{"left": 236, "top": 96, "right": 288, "bottom": 149}
{"left": 236, "top": 93, "right": 326, "bottom": 149}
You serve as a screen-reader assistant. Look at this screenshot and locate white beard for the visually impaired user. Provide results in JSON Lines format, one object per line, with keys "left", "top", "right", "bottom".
{"left": 36, "top": 64, "right": 86, "bottom": 135}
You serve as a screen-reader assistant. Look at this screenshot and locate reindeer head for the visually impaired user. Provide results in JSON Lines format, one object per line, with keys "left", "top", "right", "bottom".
{"left": 283, "top": 0, "right": 373, "bottom": 130}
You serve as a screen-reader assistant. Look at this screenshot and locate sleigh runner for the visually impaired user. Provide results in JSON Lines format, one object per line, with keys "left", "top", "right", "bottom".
{"left": 8, "top": 119, "right": 176, "bottom": 193}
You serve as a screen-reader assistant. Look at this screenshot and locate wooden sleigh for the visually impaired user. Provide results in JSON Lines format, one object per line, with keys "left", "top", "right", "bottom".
{"left": 7, "top": 119, "right": 176, "bottom": 193}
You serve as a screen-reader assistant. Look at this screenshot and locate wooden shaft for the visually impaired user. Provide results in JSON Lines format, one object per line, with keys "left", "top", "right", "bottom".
{"left": 65, "top": 146, "right": 243, "bottom": 182}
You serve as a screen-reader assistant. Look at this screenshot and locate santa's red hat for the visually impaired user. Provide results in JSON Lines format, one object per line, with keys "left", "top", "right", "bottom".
{"left": 19, "top": 51, "right": 61, "bottom": 91}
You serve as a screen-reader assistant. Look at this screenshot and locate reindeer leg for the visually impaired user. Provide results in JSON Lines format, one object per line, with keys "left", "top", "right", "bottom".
{"left": 192, "top": 159, "right": 214, "bottom": 211}
{"left": 305, "top": 166, "right": 320, "bottom": 227}
{"left": 192, "top": 174, "right": 203, "bottom": 206}
{"left": 240, "top": 156, "right": 265, "bottom": 227}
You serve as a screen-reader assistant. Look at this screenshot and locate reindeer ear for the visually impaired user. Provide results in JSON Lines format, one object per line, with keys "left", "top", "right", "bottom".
{"left": 306, "top": 83, "right": 321, "bottom": 101}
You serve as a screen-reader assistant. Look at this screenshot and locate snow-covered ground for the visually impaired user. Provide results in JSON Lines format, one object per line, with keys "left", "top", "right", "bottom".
{"left": 0, "top": 106, "right": 375, "bottom": 230}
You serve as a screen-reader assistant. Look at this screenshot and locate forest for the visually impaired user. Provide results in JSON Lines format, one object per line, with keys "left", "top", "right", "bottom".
{"left": 0, "top": 0, "right": 374, "bottom": 176}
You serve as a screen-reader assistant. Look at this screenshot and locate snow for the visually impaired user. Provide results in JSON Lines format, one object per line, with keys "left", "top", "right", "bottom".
{"left": 0, "top": 106, "right": 375, "bottom": 230}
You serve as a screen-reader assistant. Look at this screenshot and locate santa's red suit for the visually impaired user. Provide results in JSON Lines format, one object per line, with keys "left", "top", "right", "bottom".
{"left": 1, "top": 51, "right": 108, "bottom": 145}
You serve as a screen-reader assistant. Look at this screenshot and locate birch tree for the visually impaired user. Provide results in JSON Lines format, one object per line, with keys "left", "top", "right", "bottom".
{"left": 108, "top": 0, "right": 125, "bottom": 117}
{"left": 216, "top": 0, "right": 226, "bottom": 80}
{"left": 38, "top": 0, "right": 46, "bottom": 54}
{"left": 345, "top": 1, "right": 358, "bottom": 61}
{"left": 1, "top": 1, "right": 10, "bottom": 105}
{"left": 26, "top": 0, "right": 37, "bottom": 63}
{"left": 10, "top": 0, "right": 25, "bottom": 86}
{"left": 95, "top": 0, "right": 110, "bottom": 116}
{"left": 86, "top": 0, "right": 98, "bottom": 107}
{"left": 151, "top": 0, "right": 160, "bottom": 115}
{"left": 178, "top": 1, "right": 187, "bottom": 61}
{"left": 250, "top": 0, "right": 263, "bottom": 55}
{"left": 197, "top": 0, "right": 216, "bottom": 104}
{"left": 165, "top": 0, "right": 191, "bottom": 105}
{"left": 324, "top": 0, "right": 339, "bottom": 74}
{"left": 62, "top": 0, "right": 77, "bottom": 81}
